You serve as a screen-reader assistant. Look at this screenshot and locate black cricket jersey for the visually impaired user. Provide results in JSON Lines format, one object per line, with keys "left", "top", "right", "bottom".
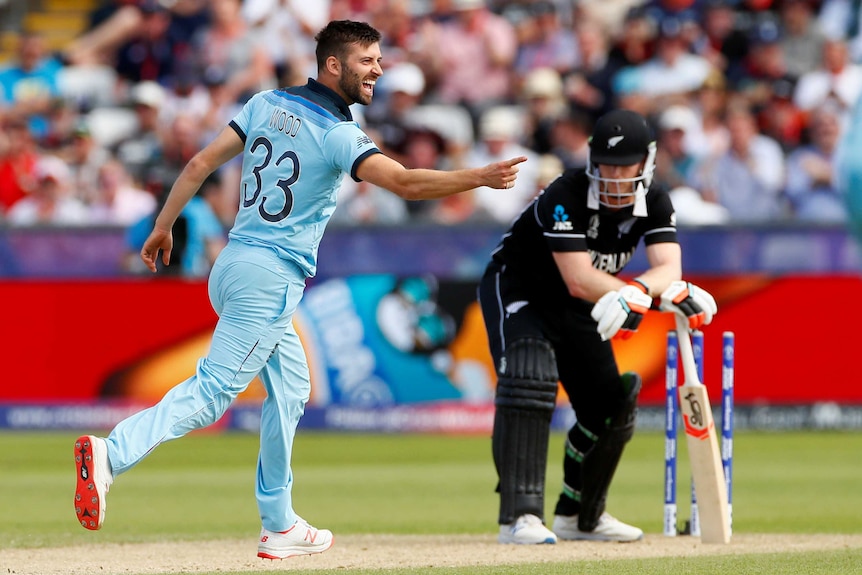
{"left": 488, "top": 169, "right": 678, "bottom": 308}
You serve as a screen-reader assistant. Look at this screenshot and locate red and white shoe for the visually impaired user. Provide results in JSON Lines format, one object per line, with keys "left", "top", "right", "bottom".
{"left": 257, "top": 517, "right": 334, "bottom": 559}
{"left": 73, "top": 435, "right": 113, "bottom": 530}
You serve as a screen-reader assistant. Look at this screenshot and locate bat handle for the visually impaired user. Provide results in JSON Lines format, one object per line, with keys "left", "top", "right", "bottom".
{"left": 675, "top": 314, "right": 701, "bottom": 386}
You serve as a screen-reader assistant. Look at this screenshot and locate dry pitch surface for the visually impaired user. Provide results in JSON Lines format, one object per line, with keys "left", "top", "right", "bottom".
{"left": 3, "top": 534, "right": 861, "bottom": 574}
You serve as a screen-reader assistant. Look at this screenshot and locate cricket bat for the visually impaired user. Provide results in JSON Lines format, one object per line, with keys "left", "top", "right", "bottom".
{"left": 675, "top": 314, "right": 731, "bottom": 544}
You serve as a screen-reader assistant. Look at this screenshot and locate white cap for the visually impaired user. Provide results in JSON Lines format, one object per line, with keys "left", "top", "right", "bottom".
{"left": 382, "top": 62, "right": 426, "bottom": 97}
{"left": 522, "top": 67, "right": 563, "bottom": 99}
{"left": 480, "top": 106, "right": 522, "bottom": 140}
{"left": 35, "top": 155, "right": 71, "bottom": 184}
{"left": 452, "top": 0, "right": 485, "bottom": 10}
{"left": 130, "top": 81, "right": 166, "bottom": 109}
{"left": 670, "top": 186, "right": 730, "bottom": 225}
{"left": 659, "top": 105, "right": 697, "bottom": 132}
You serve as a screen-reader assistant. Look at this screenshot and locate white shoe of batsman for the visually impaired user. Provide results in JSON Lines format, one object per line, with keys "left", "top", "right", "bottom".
{"left": 552, "top": 512, "right": 643, "bottom": 542}
{"left": 257, "top": 517, "right": 334, "bottom": 559}
{"left": 498, "top": 513, "right": 558, "bottom": 544}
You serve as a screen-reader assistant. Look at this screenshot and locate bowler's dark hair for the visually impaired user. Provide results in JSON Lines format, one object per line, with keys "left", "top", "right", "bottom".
{"left": 315, "top": 20, "right": 382, "bottom": 71}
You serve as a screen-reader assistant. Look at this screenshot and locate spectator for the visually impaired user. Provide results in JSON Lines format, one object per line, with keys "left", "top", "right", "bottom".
{"left": 601, "top": 7, "right": 656, "bottom": 113}
{"left": 616, "top": 16, "right": 714, "bottom": 114}
{"left": 697, "top": 0, "right": 750, "bottom": 83}
{"left": 793, "top": 38, "right": 862, "bottom": 120}
{"left": 549, "top": 109, "right": 593, "bottom": 170}
{"left": 784, "top": 103, "right": 846, "bottom": 222}
{"left": 152, "top": 114, "right": 204, "bottom": 193}
{"left": 418, "top": 0, "right": 518, "bottom": 123}
{"left": 519, "top": 67, "right": 567, "bottom": 155}
{"left": 330, "top": 177, "right": 411, "bottom": 225}
{"left": 241, "top": 0, "right": 328, "bottom": 87}
{"left": 690, "top": 68, "right": 731, "bottom": 158}
{"left": 669, "top": 185, "right": 732, "bottom": 224}
{"left": 190, "top": 0, "right": 274, "bottom": 104}
{"left": 158, "top": 60, "right": 210, "bottom": 126}
{"left": 654, "top": 103, "right": 731, "bottom": 225}
{"left": 0, "top": 31, "right": 63, "bottom": 139}
{"left": 535, "top": 153, "right": 564, "bottom": 192}
{"left": 576, "top": 0, "right": 647, "bottom": 37}
{"left": 565, "top": 18, "right": 621, "bottom": 121}
{"left": 396, "top": 127, "right": 471, "bottom": 224}
{"left": 693, "top": 100, "right": 786, "bottom": 222}
{"left": 818, "top": 0, "right": 862, "bottom": 63}
{"left": 466, "top": 106, "right": 541, "bottom": 223}
{"left": 0, "top": 119, "right": 39, "bottom": 214}
{"left": 63, "top": 0, "right": 208, "bottom": 68}
{"left": 778, "top": 0, "right": 827, "bottom": 82}
{"left": 644, "top": 0, "right": 702, "bottom": 25}
{"left": 6, "top": 155, "right": 89, "bottom": 226}
{"left": 421, "top": 141, "right": 488, "bottom": 225}
{"left": 512, "top": 1, "right": 580, "bottom": 80}
{"left": 113, "top": 0, "right": 182, "bottom": 86}
{"left": 736, "top": 17, "right": 790, "bottom": 97}
{"left": 364, "top": 61, "right": 428, "bottom": 165}
{"left": 758, "top": 76, "right": 807, "bottom": 151}
{"left": 63, "top": 0, "right": 163, "bottom": 67}
{"left": 196, "top": 66, "right": 244, "bottom": 145}
{"left": 39, "top": 99, "right": 82, "bottom": 152}
{"left": 88, "top": 159, "right": 157, "bottom": 225}
{"left": 654, "top": 104, "right": 702, "bottom": 191}
{"left": 123, "top": 173, "right": 226, "bottom": 277}
{"left": 114, "top": 80, "right": 166, "bottom": 190}
{"left": 59, "top": 120, "right": 112, "bottom": 206}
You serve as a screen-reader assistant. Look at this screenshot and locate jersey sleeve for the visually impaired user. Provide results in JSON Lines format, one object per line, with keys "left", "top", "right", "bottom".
{"left": 228, "top": 93, "right": 259, "bottom": 143}
{"left": 322, "top": 122, "right": 381, "bottom": 182}
{"left": 642, "top": 189, "right": 678, "bottom": 246}
{"left": 538, "top": 175, "right": 588, "bottom": 253}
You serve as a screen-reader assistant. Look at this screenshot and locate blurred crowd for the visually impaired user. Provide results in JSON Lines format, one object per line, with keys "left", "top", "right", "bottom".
{"left": 1, "top": 0, "right": 859, "bottom": 270}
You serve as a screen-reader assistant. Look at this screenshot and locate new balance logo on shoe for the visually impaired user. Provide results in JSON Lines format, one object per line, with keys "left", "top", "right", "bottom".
{"left": 257, "top": 521, "right": 334, "bottom": 560}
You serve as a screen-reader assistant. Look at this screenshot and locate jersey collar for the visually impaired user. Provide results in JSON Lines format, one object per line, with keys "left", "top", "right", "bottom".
{"left": 306, "top": 78, "right": 354, "bottom": 122}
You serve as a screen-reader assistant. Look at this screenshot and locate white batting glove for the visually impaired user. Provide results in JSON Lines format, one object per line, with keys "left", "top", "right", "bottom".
{"left": 591, "top": 283, "right": 653, "bottom": 341}
{"left": 660, "top": 281, "right": 717, "bottom": 329}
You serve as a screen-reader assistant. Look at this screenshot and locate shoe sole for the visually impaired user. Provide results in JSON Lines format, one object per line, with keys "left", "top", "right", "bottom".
{"left": 498, "top": 536, "right": 557, "bottom": 545}
{"left": 258, "top": 536, "right": 335, "bottom": 559}
{"left": 555, "top": 532, "right": 643, "bottom": 542}
{"left": 74, "top": 435, "right": 105, "bottom": 530}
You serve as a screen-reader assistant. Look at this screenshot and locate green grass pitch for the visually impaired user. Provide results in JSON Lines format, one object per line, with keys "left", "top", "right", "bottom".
{"left": 2, "top": 429, "right": 861, "bottom": 574}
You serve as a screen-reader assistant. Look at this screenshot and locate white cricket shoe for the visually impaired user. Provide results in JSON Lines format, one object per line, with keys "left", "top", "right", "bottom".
{"left": 74, "top": 435, "right": 113, "bottom": 530}
{"left": 552, "top": 512, "right": 643, "bottom": 542}
{"left": 498, "top": 513, "right": 558, "bottom": 544}
{"left": 258, "top": 517, "right": 334, "bottom": 559}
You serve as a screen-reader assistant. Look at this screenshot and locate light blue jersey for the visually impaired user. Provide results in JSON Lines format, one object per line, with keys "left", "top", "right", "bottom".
{"left": 102, "top": 80, "right": 382, "bottom": 534}
{"left": 228, "top": 80, "right": 380, "bottom": 277}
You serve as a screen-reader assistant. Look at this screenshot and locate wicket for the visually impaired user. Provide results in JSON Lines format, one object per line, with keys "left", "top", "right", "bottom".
{"left": 663, "top": 329, "right": 734, "bottom": 537}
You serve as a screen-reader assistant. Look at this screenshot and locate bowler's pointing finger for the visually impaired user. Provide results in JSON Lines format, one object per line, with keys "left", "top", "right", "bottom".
{"left": 505, "top": 156, "right": 528, "bottom": 167}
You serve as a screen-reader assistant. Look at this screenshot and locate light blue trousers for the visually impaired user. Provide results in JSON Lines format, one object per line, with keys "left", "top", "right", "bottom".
{"left": 105, "top": 241, "right": 310, "bottom": 532}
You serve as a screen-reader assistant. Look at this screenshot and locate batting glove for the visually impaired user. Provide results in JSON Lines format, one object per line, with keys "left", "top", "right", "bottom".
{"left": 660, "top": 281, "right": 717, "bottom": 329}
{"left": 591, "top": 283, "right": 653, "bottom": 341}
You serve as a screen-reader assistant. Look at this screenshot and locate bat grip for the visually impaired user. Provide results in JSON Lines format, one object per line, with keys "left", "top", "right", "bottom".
{"left": 675, "top": 314, "right": 702, "bottom": 386}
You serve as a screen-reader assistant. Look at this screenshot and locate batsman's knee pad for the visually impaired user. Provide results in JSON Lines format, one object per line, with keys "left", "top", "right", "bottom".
{"left": 578, "top": 372, "right": 642, "bottom": 531}
{"left": 493, "top": 338, "right": 559, "bottom": 524}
